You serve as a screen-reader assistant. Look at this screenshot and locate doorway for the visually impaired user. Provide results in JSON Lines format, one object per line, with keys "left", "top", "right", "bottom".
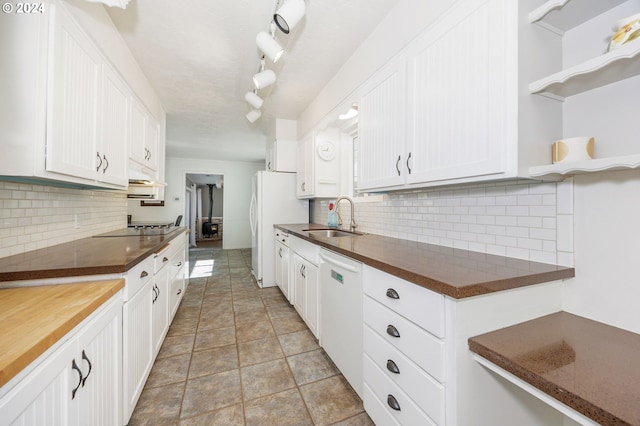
{"left": 186, "top": 173, "right": 224, "bottom": 248}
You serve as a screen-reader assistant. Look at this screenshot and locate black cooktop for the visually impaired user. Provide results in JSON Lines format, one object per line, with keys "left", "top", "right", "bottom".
{"left": 94, "top": 227, "right": 177, "bottom": 237}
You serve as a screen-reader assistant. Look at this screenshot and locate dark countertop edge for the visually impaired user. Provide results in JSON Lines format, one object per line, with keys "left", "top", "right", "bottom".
{"left": 275, "top": 224, "right": 575, "bottom": 299}
{"left": 468, "top": 315, "right": 629, "bottom": 426}
{"left": 0, "top": 228, "right": 188, "bottom": 282}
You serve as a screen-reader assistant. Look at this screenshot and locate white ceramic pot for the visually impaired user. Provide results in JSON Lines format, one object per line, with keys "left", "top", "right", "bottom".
{"left": 552, "top": 137, "right": 595, "bottom": 164}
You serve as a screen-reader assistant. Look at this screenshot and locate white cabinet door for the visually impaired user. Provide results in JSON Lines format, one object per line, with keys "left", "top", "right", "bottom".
{"left": 0, "top": 340, "right": 75, "bottom": 426}
{"left": 74, "top": 294, "right": 122, "bottom": 426}
{"left": 405, "top": 0, "right": 507, "bottom": 184}
{"left": 293, "top": 253, "right": 306, "bottom": 318}
{"left": 304, "top": 261, "right": 319, "bottom": 338}
{"left": 357, "top": 56, "right": 407, "bottom": 191}
{"left": 99, "top": 64, "right": 130, "bottom": 187}
{"left": 123, "top": 283, "right": 153, "bottom": 423}
{"left": 46, "top": 1, "right": 102, "bottom": 182}
{"left": 146, "top": 116, "right": 160, "bottom": 173}
{"left": 296, "top": 135, "right": 314, "bottom": 198}
{"left": 292, "top": 253, "right": 319, "bottom": 338}
{"left": 152, "top": 271, "right": 169, "bottom": 355}
{"left": 275, "top": 240, "right": 290, "bottom": 301}
{"left": 129, "top": 96, "right": 148, "bottom": 167}
{"left": 129, "top": 96, "right": 159, "bottom": 175}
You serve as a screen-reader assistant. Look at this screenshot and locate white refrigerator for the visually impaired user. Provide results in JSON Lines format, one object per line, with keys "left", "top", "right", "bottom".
{"left": 250, "top": 171, "right": 309, "bottom": 288}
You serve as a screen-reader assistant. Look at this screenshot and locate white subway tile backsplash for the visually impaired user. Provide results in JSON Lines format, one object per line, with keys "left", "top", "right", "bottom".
{"left": 312, "top": 179, "right": 574, "bottom": 263}
{"left": 0, "top": 181, "right": 127, "bottom": 258}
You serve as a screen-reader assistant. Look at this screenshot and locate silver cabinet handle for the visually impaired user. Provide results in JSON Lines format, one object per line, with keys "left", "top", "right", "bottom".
{"left": 96, "top": 152, "right": 103, "bottom": 172}
{"left": 386, "top": 324, "right": 400, "bottom": 338}
{"left": 406, "top": 152, "right": 412, "bottom": 174}
{"left": 102, "top": 154, "right": 109, "bottom": 173}
{"left": 387, "top": 394, "right": 401, "bottom": 411}
{"left": 395, "top": 155, "right": 401, "bottom": 176}
{"left": 386, "top": 288, "right": 400, "bottom": 299}
{"left": 386, "top": 359, "right": 400, "bottom": 374}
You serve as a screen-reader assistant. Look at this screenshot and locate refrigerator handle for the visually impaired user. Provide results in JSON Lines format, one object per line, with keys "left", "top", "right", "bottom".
{"left": 249, "top": 193, "right": 257, "bottom": 235}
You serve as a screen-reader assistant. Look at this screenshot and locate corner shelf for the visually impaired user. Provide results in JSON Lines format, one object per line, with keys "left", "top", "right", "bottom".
{"left": 529, "top": 0, "right": 627, "bottom": 35}
{"left": 529, "top": 154, "right": 640, "bottom": 180}
{"left": 528, "top": 41, "right": 640, "bottom": 99}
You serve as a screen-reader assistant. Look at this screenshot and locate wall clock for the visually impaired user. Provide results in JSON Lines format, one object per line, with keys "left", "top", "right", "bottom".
{"left": 317, "top": 140, "right": 336, "bottom": 161}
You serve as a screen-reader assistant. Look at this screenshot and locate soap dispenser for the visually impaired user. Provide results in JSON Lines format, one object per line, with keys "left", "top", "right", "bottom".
{"left": 328, "top": 201, "right": 338, "bottom": 229}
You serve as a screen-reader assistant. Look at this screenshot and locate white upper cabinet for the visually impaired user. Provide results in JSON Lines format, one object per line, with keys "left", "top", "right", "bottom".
{"left": 296, "top": 129, "right": 341, "bottom": 199}
{"left": 358, "top": 57, "right": 407, "bottom": 190}
{"left": 0, "top": 0, "right": 165, "bottom": 189}
{"left": 405, "top": 0, "right": 508, "bottom": 184}
{"left": 357, "top": 0, "right": 560, "bottom": 192}
{"left": 99, "top": 64, "right": 130, "bottom": 187}
{"left": 46, "top": 3, "right": 104, "bottom": 183}
{"left": 130, "top": 96, "right": 160, "bottom": 176}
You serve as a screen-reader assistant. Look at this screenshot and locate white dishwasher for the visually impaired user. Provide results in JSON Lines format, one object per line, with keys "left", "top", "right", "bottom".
{"left": 319, "top": 248, "right": 363, "bottom": 397}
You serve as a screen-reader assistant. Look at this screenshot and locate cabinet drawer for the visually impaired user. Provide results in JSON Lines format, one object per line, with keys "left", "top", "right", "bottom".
{"left": 274, "top": 229, "right": 289, "bottom": 246}
{"left": 364, "top": 355, "right": 437, "bottom": 426}
{"left": 290, "top": 235, "right": 319, "bottom": 265}
{"left": 364, "top": 296, "right": 445, "bottom": 382}
{"left": 124, "top": 255, "right": 154, "bottom": 301}
{"left": 363, "top": 266, "right": 444, "bottom": 338}
{"left": 153, "top": 243, "right": 172, "bottom": 274}
{"left": 363, "top": 384, "right": 400, "bottom": 426}
{"left": 364, "top": 325, "right": 444, "bottom": 423}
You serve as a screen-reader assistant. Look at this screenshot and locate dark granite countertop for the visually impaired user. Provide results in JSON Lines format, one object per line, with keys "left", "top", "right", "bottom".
{"left": 275, "top": 223, "right": 574, "bottom": 299}
{"left": 469, "top": 312, "right": 640, "bottom": 425}
{"left": 0, "top": 227, "right": 188, "bottom": 282}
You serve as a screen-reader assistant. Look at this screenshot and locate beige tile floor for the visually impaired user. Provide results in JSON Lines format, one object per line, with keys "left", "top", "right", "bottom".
{"left": 129, "top": 247, "right": 373, "bottom": 425}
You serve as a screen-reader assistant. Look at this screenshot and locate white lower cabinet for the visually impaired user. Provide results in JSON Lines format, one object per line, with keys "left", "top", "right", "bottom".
{"left": 0, "top": 292, "right": 122, "bottom": 426}
{"left": 292, "top": 253, "right": 319, "bottom": 338}
{"left": 274, "top": 229, "right": 292, "bottom": 303}
{"left": 123, "top": 233, "right": 187, "bottom": 424}
{"left": 363, "top": 266, "right": 445, "bottom": 425}
{"left": 123, "top": 278, "right": 153, "bottom": 422}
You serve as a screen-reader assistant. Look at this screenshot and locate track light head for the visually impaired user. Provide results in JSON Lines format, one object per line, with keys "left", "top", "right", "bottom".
{"left": 256, "top": 31, "right": 284, "bottom": 63}
{"left": 245, "top": 91, "right": 264, "bottom": 109}
{"left": 252, "top": 69, "right": 276, "bottom": 90}
{"left": 246, "top": 109, "right": 262, "bottom": 123}
{"left": 274, "top": 0, "right": 306, "bottom": 34}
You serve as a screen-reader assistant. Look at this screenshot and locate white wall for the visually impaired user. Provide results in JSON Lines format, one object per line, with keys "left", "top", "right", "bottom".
{"left": 563, "top": 170, "right": 640, "bottom": 334}
{"left": 165, "top": 156, "right": 263, "bottom": 250}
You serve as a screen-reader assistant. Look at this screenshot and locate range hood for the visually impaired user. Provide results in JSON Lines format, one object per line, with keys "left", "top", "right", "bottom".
{"left": 127, "top": 170, "right": 166, "bottom": 199}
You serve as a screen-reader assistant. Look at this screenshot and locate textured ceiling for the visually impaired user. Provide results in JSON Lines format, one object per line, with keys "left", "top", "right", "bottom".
{"left": 108, "top": 0, "right": 398, "bottom": 163}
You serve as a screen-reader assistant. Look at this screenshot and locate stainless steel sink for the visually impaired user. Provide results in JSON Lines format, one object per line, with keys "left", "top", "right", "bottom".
{"left": 305, "top": 229, "right": 363, "bottom": 238}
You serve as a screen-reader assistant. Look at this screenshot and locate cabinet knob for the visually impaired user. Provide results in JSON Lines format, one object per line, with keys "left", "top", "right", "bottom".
{"left": 387, "top": 394, "right": 401, "bottom": 411}
{"left": 386, "top": 288, "right": 400, "bottom": 299}
{"left": 386, "top": 359, "right": 400, "bottom": 374}
{"left": 177, "top": 288, "right": 182, "bottom": 295}
{"left": 163, "top": 256, "right": 169, "bottom": 263}
{"left": 386, "top": 324, "right": 400, "bottom": 338}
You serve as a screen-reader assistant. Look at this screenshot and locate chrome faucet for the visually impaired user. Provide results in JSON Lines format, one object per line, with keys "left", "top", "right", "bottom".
{"left": 335, "top": 196, "right": 357, "bottom": 232}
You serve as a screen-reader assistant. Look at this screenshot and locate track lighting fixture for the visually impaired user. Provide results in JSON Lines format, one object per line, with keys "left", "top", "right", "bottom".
{"left": 256, "top": 28, "right": 284, "bottom": 63}
{"left": 253, "top": 69, "right": 276, "bottom": 90}
{"left": 246, "top": 109, "right": 262, "bottom": 123}
{"left": 274, "top": 0, "right": 306, "bottom": 34}
{"left": 245, "top": 91, "right": 264, "bottom": 109}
